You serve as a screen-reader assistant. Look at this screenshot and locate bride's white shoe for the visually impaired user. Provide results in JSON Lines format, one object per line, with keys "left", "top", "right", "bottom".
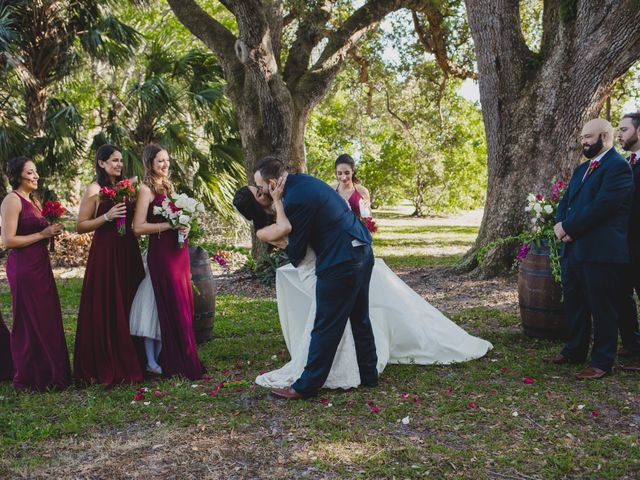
{"left": 146, "top": 364, "right": 162, "bottom": 375}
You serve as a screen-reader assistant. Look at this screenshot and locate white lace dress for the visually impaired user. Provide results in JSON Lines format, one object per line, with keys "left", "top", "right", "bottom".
{"left": 256, "top": 248, "right": 493, "bottom": 389}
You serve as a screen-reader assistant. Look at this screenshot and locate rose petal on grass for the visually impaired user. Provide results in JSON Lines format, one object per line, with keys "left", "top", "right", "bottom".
{"left": 523, "top": 377, "right": 535, "bottom": 384}
{"left": 370, "top": 406, "right": 381, "bottom": 413}
{"left": 467, "top": 402, "right": 478, "bottom": 409}
{"left": 591, "top": 410, "right": 600, "bottom": 417}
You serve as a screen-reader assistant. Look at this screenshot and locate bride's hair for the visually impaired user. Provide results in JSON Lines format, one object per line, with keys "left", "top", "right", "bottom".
{"left": 233, "top": 187, "right": 271, "bottom": 230}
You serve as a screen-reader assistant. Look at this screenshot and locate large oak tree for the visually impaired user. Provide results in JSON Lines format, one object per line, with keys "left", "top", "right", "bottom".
{"left": 462, "top": 0, "right": 640, "bottom": 274}
{"left": 167, "top": 0, "right": 427, "bottom": 175}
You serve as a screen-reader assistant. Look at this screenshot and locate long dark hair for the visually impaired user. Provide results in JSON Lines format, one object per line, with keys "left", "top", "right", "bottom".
{"left": 6, "top": 156, "right": 38, "bottom": 203}
{"left": 142, "top": 143, "right": 175, "bottom": 195}
{"left": 233, "top": 186, "right": 271, "bottom": 230}
{"left": 335, "top": 153, "right": 360, "bottom": 184}
{"left": 95, "top": 144, "right": 124, "bottom": 187}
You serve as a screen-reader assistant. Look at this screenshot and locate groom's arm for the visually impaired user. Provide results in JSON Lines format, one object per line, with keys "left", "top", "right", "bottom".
{"left": 284, "top": 201, "right": 314, "bottom": 267}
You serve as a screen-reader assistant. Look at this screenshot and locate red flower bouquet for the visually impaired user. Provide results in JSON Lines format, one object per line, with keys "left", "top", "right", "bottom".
{"left": 41, "top": 200, "right": 67, "bottom": 252}
{"left": 100, "top": 179, "right": 137, "bottom": 235}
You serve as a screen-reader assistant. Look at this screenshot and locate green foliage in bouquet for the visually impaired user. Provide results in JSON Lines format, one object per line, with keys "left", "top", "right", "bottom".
{"left": 477, "top": 179, "right": 566, "bottom": 284}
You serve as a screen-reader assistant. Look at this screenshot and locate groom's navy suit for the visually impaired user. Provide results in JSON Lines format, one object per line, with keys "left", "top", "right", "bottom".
{"left": 283, "top": 173, "right": 378, "bottom": 396}
{"left": 556, "top": 148, "right": 633, "bottom": 372}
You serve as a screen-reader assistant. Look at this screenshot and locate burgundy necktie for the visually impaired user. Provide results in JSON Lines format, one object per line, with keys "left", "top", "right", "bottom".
{"left": 631, "top": 153, "right": 637, "bottom": 166}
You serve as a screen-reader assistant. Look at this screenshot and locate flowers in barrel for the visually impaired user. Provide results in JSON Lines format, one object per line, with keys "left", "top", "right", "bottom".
{"left": 153, "top": 193, "right": 204, "bottom": 247}
{"left": 100, "top": 179, "right": 137, "bottom": 235}
{"left": 41, "top": 200, "right": 67, "bottom": 252}
{"left": 358, "top": 198, "right": 378, "bottom": 233}
{"left": 477, "top": 178, "right": 566, "bottom": 283}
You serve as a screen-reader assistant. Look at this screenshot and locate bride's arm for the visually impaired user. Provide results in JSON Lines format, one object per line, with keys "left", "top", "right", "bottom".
{"left": 256, "top": 177, "right": 291, "bottom": 246}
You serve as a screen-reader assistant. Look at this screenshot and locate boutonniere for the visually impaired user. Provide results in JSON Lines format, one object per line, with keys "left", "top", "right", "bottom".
{"left": 584, "top": 159, "right": 601, "bottom": 178}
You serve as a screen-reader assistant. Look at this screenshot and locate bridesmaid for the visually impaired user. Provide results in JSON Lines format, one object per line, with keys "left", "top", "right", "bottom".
{"left": 332, "top": 153, "right": 371, "bottom": 217}
{"left": 0, "top": 156, "right": 71, "bottom": 391}
{"left": 132, "top": 144, "right": 204, "bottom": 380}
{"left": 0, "top": 312, "right": 14, "bottom": 381}
{"left": 74, "top": 144, "right": 145, "bottom": 385}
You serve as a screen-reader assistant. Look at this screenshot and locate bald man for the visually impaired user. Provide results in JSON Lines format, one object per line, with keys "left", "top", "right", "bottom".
{"left": 546, "top": 118, "right": 634, "bottom": 379}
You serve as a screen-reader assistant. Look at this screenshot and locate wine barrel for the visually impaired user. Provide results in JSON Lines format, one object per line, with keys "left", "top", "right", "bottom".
{"left": 189, "top": 246, "right": 216, "bottom": 344}
{"left": 518, "top": 243, "right": 568, "bottom": 340}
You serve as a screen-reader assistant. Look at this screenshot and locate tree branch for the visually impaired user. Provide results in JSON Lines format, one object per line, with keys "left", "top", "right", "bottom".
{"left": 296, "top": 0, "right": 427, "bottom": 106}
{"left": 166, "top": 0, "right": 242, "bottom": 86}
{"left": 540, "top": 0, "right": 560, "bottom": 56}
{"left": 283, "top": 1, "right": 332, "bottom": 89}
{"left": 411, "top": 9, "right": 477, "bottom": 80}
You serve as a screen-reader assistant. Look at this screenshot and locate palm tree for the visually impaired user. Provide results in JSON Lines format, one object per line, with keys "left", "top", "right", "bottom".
{"left": 93, "top": 42, "right": 244, "bottom": 218}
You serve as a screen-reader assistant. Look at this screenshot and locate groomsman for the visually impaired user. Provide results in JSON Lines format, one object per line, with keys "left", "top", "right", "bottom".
{"left": 617, "top": 112, "right": 640, "bottom": 371}
{"left": 545, "top": 118, "right": 633, "bottom": 379}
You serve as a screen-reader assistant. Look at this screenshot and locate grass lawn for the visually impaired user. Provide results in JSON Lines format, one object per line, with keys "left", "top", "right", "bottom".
{"left": 1, "top": 216, "right": 639, "bottom": 479}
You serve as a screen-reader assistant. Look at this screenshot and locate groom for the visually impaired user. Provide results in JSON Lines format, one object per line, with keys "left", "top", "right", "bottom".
{"left": 254, "top": 157, "right": 378, "bottom": 399}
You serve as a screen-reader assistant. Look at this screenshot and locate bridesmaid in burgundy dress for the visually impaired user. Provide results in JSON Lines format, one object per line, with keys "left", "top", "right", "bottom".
{"left": 0, "top": 312, "right": 14, "bottom": 381}
{"left": 332, "top": 154, "right": 371, "bottom": 217}
{"left": 74, "top": 144, "right": 145, "bottom": 385}
{"left": 132, "top": 144, "right": 204, "bottom": 380}
{"left": 0, "top": 156, "right": 71, "bottom": 391}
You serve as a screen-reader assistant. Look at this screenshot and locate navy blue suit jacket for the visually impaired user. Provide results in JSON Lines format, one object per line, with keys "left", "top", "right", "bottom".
{"left": 556, "top": 148, "right": 633, "bottom": 263}
{"left": 283, "top": 173, "right": 372, "bottom": 274}
{"left": 628, "top": 160, "right": 640, "bottom": 258}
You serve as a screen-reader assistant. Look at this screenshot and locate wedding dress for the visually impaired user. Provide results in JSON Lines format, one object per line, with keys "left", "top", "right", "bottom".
{"left": 256, "top": 248, "right": 493, "bottom": 389}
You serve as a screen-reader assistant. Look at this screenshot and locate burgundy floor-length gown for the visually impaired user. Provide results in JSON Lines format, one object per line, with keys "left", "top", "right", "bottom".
{"left": 146, "top": 193, "right": 204, "bottom": 380}
{"left": 0, "top": 311, "right": 14, "bottom": 381}
{"left": 74, "top": 200, "right": 145, "bottom": 385}
{"left": 6, "top": 193, "right": 71, "bottom": 391}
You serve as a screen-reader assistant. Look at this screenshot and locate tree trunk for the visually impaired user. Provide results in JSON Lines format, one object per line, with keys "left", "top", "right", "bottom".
{"left": 24, "top": 83, "right": 48, "bottom": 138}
{"left": 462, "top": 0, "right": 640, "bottom": 276}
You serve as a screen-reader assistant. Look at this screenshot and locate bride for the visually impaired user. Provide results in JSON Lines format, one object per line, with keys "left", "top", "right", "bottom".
{"left": 233, "top": 183, "right": 492, "bottom": 391}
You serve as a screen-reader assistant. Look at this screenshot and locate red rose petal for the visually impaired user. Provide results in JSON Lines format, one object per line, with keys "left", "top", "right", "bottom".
{"left": 467, "top": 402, "right": 478, "bottom": 409}
{"left": 370, "top": 406, "right": 381, "bottom": 413}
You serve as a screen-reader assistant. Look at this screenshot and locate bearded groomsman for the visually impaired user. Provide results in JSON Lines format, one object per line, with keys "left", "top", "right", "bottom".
{"left": 617, "top": 112, "right": 640, "bottom": 371}
{"left": 545, "top": 118, "right": 633, "bottom": 379}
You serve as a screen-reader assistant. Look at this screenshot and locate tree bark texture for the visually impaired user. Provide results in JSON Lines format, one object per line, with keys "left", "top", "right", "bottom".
{"left": 167, "top": 0, "right": 428, "bottom": 178}
{"left": 463, "top": 0, "right": 640, "bottom": 275}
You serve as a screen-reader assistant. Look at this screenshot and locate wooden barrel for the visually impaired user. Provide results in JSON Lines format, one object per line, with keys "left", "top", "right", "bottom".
{"left": 518, "top": 244, "right": 568, "bottom": 340}
{"left": 189, "top": 246, "right": 216, "bottom": 344}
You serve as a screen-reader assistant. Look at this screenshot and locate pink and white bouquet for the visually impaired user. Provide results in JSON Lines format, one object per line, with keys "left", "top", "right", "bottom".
{"left": 153, "top": 193, "right": 204, "bottom": 248}
{"left": 358, "top": 198, "right": 378, "bottom": 234}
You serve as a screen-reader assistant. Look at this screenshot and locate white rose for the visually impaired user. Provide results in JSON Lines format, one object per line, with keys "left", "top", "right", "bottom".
{"left": 527, "top": 194, "right": 536, "bottom": 202}
{"left": 525, "top": 206, "right": 531, "bottom": 212}
{"left": 544, "top": 205, "right": 553, "bottom": 214}
{"left": 153, "top": 206, "right": 162, "bottom": 215}
{"left": 197, "top": 202, "right": 205, "bottom": 213}
{"left": 533, "top": 203, "right": 542, "bottom": 213}
{"left": 178, "top": 214, "right": 190, "bottom": 225}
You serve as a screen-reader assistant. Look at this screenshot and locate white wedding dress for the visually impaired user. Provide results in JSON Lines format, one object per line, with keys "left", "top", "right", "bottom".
{"left": 256, "top": 249, "right": 493, "bottom": 389}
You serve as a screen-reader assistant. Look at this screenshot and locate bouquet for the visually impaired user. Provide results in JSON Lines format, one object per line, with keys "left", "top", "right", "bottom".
{"left": 477, "top": 178, "right": 566, "bottom": 283}
{"left": 41, "top": 200, "right": 67, "bottom": 252}
{"left": 153, "top": 193, "right": 204, "bottom": 248}
{"left": 358, "top": 198, "right": 378, "bottom": 234}
{"left": 100, "top": 179, "right": 137, "bottom": 235}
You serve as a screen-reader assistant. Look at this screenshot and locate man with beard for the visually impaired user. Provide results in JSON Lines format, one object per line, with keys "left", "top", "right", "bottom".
{"left": 545, "top": 118, "right": 633, "bottom": 379}
{"left": 617, "top": 113, "right": 640, "bottom": 370}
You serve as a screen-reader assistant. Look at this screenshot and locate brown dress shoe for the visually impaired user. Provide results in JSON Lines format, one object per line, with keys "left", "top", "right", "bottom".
{"left": 621, "top": 361, "right": 640, "bottom": 372}
{"left": 575, "top": 367, "right": 608, "bottom": 380}
{"left": 271, "top": 387, "right": 304, "bottom": 400}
